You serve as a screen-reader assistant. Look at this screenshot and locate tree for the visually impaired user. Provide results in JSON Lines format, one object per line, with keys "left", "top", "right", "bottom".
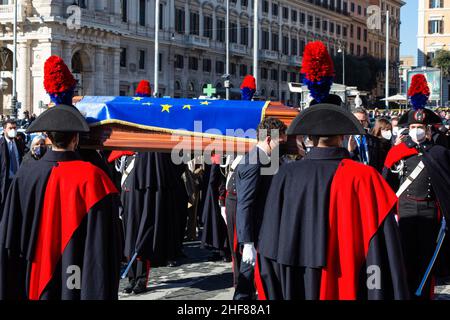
{"left": 432, "top": 49, "right": 450, "bottom": 77}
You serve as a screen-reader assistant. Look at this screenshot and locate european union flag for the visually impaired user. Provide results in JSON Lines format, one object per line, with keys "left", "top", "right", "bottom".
{"left": 75, "top": 96, "right": 269, "bottom": 140}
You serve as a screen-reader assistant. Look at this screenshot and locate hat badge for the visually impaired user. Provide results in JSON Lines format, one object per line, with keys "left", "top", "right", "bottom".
{"left": 414, "top": 110, "right": 426, "bottom": 122}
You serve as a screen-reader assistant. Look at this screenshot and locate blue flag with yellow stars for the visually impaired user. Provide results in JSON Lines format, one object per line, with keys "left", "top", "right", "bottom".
{"left": 75, "top": 96, "right": 269, "bottom": 140}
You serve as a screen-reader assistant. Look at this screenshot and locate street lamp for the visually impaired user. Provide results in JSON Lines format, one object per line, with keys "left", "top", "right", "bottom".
{"left": 338, "top": 44, "right": 345, "bottom": 86}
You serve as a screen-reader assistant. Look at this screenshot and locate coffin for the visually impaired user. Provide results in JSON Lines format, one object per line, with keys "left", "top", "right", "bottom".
{"left": 73, "top": 96, "right": 299, "bottom": 153}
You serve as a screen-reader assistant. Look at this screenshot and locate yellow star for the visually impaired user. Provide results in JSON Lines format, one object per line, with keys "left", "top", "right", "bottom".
{"left": 183, "top": 105, "right": 192, "bottom": 110}
{"left": 161, "top": 104, "right": 172, "bottom": 113}
{"left": 200, "top": 101, "right": 211, "bottom": 105}
{"left": 133, "top": 97, "right": 144, "bottom": 101}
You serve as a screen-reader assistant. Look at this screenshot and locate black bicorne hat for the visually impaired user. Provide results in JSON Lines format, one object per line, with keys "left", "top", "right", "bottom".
{"left": 398, "top": 108, "right": 442, "bottom": 127}
{"left": 309, "top": 94, "right": 343, "bottom": 107}
{"left": 26, "top": 104, "right": 90, "bottom": 133}
{"left": 287, "top": 103, "right": 365, "bottom": 136}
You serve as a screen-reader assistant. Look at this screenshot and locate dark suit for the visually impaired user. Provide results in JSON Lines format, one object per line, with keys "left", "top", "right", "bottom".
{"left": 0, "top": 135, "right": 25, "bottom": 214}
{"left": 234, "top": 146, "right": 274, "bottom": 300}
{"left": 346, "top": 134, "right": 387, "bottom": 173}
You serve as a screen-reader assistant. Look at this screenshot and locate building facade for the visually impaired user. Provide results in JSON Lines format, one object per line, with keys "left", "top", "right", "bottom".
{"left": 0, "top": 0, "right": 402, "bottom": 115}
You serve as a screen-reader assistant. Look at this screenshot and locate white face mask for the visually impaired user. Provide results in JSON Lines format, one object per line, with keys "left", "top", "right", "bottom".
{"left": 381, "top": 130, "right": 392, "bottom": 141}
{"left": 392, "top": 127, "right": 399, "bottom": 136}
{"left": 7, "top": 129, "right": 17, "bottom": 139}
{"left": 409, "top": 128, "right": 426, "bottom": 144}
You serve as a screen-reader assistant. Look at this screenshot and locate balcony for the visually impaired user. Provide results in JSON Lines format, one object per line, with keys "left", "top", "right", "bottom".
{"left": 185, "top": 35, "right": 210, "bottom": 49}
{"left": 0, "top": 4, "right": 24, "bottom": 22}
{"left": 230, "top": 43, "right": 248, "bottom": 56}
{"left": 289, "top": 56, "right": 303, "bottom": 67}
{"left": 260, "top": 50, "right": 279, "bottom": 62}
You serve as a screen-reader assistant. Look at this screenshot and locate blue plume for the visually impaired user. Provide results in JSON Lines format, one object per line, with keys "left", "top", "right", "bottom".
{"left": 303, "top": 76, "right": 333, "bottom": 103}
{"left": 410, "top": 94, "right": 428, "bottom": 111}
{"left": 49, "top": 88, "right": 75, "bottom": 105}
{"left": 241, "top": 87, "right": 255, "bottom": 101}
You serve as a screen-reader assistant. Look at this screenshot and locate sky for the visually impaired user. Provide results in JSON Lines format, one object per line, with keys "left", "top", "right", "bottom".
{"left": 400, "top": 0, "right": 418, "bottom": 60}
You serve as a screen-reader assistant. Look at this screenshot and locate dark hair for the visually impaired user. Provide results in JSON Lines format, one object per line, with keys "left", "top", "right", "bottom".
{"left": 257, "top": 117, "right": 287, "bottom": 142}
{"left": 47, "top": 131, "right": 77, "bottom": 149}
{"left": 310, "top": 135, "right": 343, "bottom": 147}
{"left": 352, "top": 107, "right": 368, "bottom": 116}
{"left": 2, "top": 119, "right": 17, "bottom": 129}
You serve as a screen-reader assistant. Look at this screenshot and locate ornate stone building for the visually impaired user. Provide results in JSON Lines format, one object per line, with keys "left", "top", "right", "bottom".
{"left": 0, "top": 0, "right": 402, "bottom": 115}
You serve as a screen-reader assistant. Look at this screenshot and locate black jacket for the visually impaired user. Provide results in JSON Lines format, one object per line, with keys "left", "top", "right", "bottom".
{"left": 235, "top": 147, "right": 273, "bottom": 245}
{"left": 0, "top": 135, "right": 25, "bottom": 206}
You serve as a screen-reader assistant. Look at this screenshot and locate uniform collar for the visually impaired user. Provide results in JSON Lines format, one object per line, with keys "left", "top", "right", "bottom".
{"left": 405, "top": 136, "right": 433, "bottom": 151}
{"left": 304, "top": 147, "right": 351, "bottom": 160}
{"left": 42, "top": 149, "right": 81, "bottom": 162}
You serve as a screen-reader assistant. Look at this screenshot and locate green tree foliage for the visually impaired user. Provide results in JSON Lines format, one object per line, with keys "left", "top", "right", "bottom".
{"left": 432, "top": 50, "right": 450, "bottom": 77}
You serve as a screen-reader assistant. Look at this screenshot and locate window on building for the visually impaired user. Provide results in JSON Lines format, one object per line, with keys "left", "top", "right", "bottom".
{"left": 122, "top": 0, "right": 128, "bottom": 22}
{"left": 272, "top": 33, "right": 279, "bottom": 51}
{"left": 363, "top": 47, "right": 367, "bottom": 56}
{"left": 343, "top": 26, "right": 347, "bottom": 37}
{"left": 272, "top": 3, "right": 279, "bottom": 16}
{"left": 158, "top": 53, "right": 162, "bottom": 72}
{"left": 203, "top": 59, "right": 212, "bottom": 72}
{"left": 316, "top": 17, "right": 321, "bottom": 30}
{"left": 271, "top": 69, "right": 278, "bottom": 81}
{"left": 300, "top": 12, "right": 305, "bottom": 25}
{"left": 204, "top": 16, "right": 213, "bottom": 38}
{"left": 120, "top": 48, "right": 127, "bottom": 67}
{"left": 337, "top": 24, "right": 341, "bottom": 35}
{"left": 175, "top": 55, "right": 184, "bottom": 69}
{"left": 75, "top": 0, "right": 87, "bottom": 8}
{"left": 282, "top": 36, "right": 289, "bottom": 55}
{"left": 263, "top": 0, "right": 269, "bottom": 13}
{"left": 300, "top": 39, "right": 305, "bottom": 55}
{"left": 217, "top": 19, "right": 225, "bottom": 42}
{"left": 175, "top": 8, "right": 185, "bottom": 34}
{"left": 281, "top": 70, "right": 288, "bottom": 82}
{"left": 428, "top": 20, "right": 444, "bottom": 34}
{"left": 351, "top": 2, "right": 355, "bottom": 12}
{"left": 291, "top": 38, "right": 298, "bottom": 55}
{"left": 216, "top": 61, "right": 225, "bottom": 74}
{"left": 330, "top": 22, "right": 335, "bottom": 33}
{"left": 343, "top": 1, "right": 348, "bottom": 13}
{"left": 292, "top": 10, "right": 297, "bottom": 22}
{"left": 189, "top": 57, "right": 198, "bottom": 70}
{"left": 241, "top": 0, "right": 248, "bottom": 7}
{"left": 230, "top": 22, "right": 238, "bottom": 43}
{"left": 190, "top": 12, "right": 199, "bottom": 35}
{"left": 357, "top": 5, "right": 362, "bottom": 15}
{"left": 240, "top": 64, "right": 248, "bottom": 77}
{"left": 138, "top": 50, "right": 145, "bottom": 70}
{"left": 308, "top": 15, "right": 313, "bottom": 28}
{"left": 241, "top": 25, "right": 249, "bottom": 45}
{"left": 283, "top": 7, "right": 289, "bottom": 19}
{"left": 323, "top": 20, "right": 328, "bottom": 31}
{"left": 230, "top": 63, "right": 237, "bottom": 76}
{"left": 430, "top": 0, "right": 444, "bottom": 9}
{"left": 138, "top": 0, "right": 146, "bottom": 26}
{"left": 290, "top": 72, "right": 297, "bottom": 82}
{"left": 350, "top": 43, "right": 354, "bottom": 55}
{"left": 159, "top": 3, "right": 164, "bottom": 29}
{"left": 262, "top": 30, "right": 269, "bottom": 49}
{"left": 357, "top": 45, "right": 361, "bottom": 56}
{"left": 364, "top": 28, "right": 367, "bottom": 42}
{"left": 350, "top": 24, "right": 354, "bottom": 37}
{"left": 261, "top": 68, "right": 268, "bottom": 80}
{"left": 357, "top": 26, "right": 361, "bottom": 40}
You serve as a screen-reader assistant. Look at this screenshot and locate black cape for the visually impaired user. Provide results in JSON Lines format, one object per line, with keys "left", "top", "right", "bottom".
{"left": 200, "top": 164, "right": 228, "bottom": 251}
{"left": 256, "top": 147, "right": 409, "bottom": 300}
{"left": 121, "top": 152, "right": 188, "bottom": 266}
{"left": 0, "top": 150, "right": 122, "bottom": 300}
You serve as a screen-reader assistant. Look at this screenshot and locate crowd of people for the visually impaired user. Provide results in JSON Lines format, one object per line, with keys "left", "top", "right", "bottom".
{"left": 0, "top": 42, "right": 449, "bottom": 301}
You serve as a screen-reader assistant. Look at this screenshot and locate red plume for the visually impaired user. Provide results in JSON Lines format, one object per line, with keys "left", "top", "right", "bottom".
{"left": 43, "top": 56, "right": 77, "bottom": 94}
{"left": 240, "top": 75, "right": 256, "bottom": 90}
{"left": 407, "top": 74, "right": 430, "bottom": 98}
{"left": 300, "top": 41, "right": 335, "bottom": 82}
{"left": 135, "top": 80, "right": 152, "bottom": 96}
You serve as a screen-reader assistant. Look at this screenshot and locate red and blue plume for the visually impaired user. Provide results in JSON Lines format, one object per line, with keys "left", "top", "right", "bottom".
{"left": 240, "top": 75, "right": 256, "bottom": 100}
{"left": 136, "top": 80, "right": 152, "bottom": 97}
{"left": 407, "top": 74, "right": 430, "bottom": 110}
{"left": 300, "top": 41, "right": 335, "bottom": 103}
{"left": 44, "top": 56, "right": 77, "bottom": 105}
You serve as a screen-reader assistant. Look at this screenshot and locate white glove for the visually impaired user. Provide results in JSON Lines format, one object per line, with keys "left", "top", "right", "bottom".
{"left": 220, "top": 206, "right": 227, "bottom": 226}
{"left": 242, "top": 242, "right": 256, "bottom": 266}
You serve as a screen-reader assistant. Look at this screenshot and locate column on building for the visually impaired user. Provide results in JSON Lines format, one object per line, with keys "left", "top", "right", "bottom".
{"left": 112, "top": 47, "right": 121, "bottom": 96}
{"left": 17, "top": 41, "right": 30, "bottom": 114}
{"left": 185, "top": 1, "right": 190, "bottom": 35}
{"left": 95, "top": 46, "right": 106, "bottom": 96}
